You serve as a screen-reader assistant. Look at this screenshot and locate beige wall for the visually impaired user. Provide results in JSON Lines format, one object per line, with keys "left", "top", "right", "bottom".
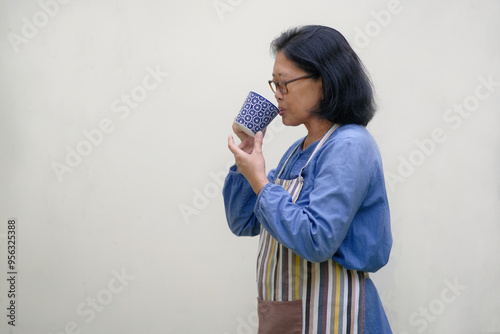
{"left": 1, "top": 0, "right": 499, "bottom": 333}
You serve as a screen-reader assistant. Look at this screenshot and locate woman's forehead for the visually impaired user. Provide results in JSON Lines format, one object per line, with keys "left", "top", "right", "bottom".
{"left": 272, "top": 52, "right": 304, "bottom": 77}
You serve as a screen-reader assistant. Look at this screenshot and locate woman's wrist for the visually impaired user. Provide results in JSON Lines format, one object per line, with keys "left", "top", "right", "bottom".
{"left": 254, "top": 181, "right": 269, "bottom": 195}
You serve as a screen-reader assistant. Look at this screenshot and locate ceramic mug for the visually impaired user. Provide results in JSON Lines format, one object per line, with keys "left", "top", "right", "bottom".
{"left": 235, "top": 91, "right": 279, "bottom": 137}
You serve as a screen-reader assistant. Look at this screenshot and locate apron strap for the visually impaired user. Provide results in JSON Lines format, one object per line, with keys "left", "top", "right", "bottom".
{"left": 276, "top": 124, "right": 340, "bottom": 179}
{"left": 299, "top": 123, "right": 340, "bottom": 174}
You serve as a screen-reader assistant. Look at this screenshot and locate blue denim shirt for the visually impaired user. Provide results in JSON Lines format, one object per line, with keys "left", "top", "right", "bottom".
{"left": 223, "top": 124, "right": 392, "bottom": 271}
{"left": 223, "top": 124, "right": 393, "bottom": 333}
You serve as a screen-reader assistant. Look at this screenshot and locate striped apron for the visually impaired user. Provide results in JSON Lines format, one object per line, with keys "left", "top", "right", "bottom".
{"left": 256, "top": 124, "right": 367, "bottom": 334}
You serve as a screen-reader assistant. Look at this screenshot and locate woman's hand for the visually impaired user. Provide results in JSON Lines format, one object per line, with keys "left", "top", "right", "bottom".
{"left": 228, "top": 131, "right": 269, "bottom": 195}
{"left": 232, "top": 119, "right": 266, "bottom": 154}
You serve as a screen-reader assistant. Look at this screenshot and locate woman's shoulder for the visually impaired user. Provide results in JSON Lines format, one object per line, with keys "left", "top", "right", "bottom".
{"left": 329, "top": 124, "right": 378, "bottom": 148}
{"left": 333, "top": 124, "right": 371, "bottom": 139}
{"left": 321, "top": 124, "right": 382, "bottom": 159}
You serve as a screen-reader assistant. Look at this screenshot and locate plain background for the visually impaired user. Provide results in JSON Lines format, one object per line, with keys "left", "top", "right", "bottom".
{"left": 1, "top": 0, "right": 499, "bottom": 333}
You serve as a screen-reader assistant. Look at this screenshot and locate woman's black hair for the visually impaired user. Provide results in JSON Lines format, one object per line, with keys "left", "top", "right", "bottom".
{"left": 271, "top": 25, "right": 376, "bottom": 126}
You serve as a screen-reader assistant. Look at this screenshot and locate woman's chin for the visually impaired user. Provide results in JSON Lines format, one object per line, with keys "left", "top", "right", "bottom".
{"left": 281, "top": 116, "right": 293, "bottom": 126}
{"left": 282, "top": 118, "right": 300, "bottom": 127}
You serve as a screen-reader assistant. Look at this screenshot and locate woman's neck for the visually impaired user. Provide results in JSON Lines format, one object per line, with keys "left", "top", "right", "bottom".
{"left": 303, "top": 119, "right": 334, "bottom": 149}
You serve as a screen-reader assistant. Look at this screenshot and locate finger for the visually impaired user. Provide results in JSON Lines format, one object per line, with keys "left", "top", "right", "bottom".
{"left": 253, "top": 131, "right": 264, "bottom": 154}
{"left": 238, "top": 139, "right": 250, "bottom": 151}
{"left": 228, "top": 135, "right": 241, "bottom": 155}
{"left": 232, "top": 118, "right": 239, "bottom": 133}
{"left": 232, "top": 119, "right": 245, "bottom": 134}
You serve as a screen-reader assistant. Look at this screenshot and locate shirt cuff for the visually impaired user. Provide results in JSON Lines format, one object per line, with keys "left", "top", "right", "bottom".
{"left": 228, "top": 164, "right": 240, "bottom": 174}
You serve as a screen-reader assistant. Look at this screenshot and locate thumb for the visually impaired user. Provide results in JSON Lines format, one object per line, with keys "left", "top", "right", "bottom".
{"left": 253, "top": 131, "right": 264, "bottom": 153}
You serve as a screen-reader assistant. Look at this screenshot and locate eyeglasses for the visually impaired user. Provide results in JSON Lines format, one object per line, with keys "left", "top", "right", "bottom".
{"left": 268, "top": 74, "right": 314, "bottom": 95}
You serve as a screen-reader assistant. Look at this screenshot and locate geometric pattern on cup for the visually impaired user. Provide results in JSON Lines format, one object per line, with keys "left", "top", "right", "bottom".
{"left": 235, "top": 91, "right": 279, "bottom": 136}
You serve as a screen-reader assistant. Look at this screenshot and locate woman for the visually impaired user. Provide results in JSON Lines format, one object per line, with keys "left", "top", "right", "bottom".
{"left": 224, "top": 25, "right": 392, "bottom": 334}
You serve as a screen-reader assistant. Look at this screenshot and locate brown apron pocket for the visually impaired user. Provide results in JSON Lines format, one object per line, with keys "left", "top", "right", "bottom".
{"left": 258, "top": 298, "right": 303, "bottom": 334}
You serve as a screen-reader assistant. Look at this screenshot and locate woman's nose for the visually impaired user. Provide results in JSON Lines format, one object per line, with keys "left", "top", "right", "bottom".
{"left": 274, "top": 88, "right": 283, "bottom": 101}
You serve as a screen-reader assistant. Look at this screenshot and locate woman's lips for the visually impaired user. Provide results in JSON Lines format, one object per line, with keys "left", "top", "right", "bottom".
{"left": 279, "top": 108, "right": 285, "bottom": 116}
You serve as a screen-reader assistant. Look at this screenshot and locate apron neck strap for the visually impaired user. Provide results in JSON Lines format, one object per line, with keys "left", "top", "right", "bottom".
{"left": 303, "top": 123, "right": 340, "bottom": 167}
{"left": 277, "top": 124, "right": 340, "bottom": 179}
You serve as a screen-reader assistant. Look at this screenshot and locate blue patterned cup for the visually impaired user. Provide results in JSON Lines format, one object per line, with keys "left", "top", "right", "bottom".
{"left": 235, "top": 91, "right": 279, "bottom": 137}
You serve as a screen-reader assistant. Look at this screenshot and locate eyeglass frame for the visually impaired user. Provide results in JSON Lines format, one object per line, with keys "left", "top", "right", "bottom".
{"left": 268, "top": 74, "right": 315, "bottom": 95}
